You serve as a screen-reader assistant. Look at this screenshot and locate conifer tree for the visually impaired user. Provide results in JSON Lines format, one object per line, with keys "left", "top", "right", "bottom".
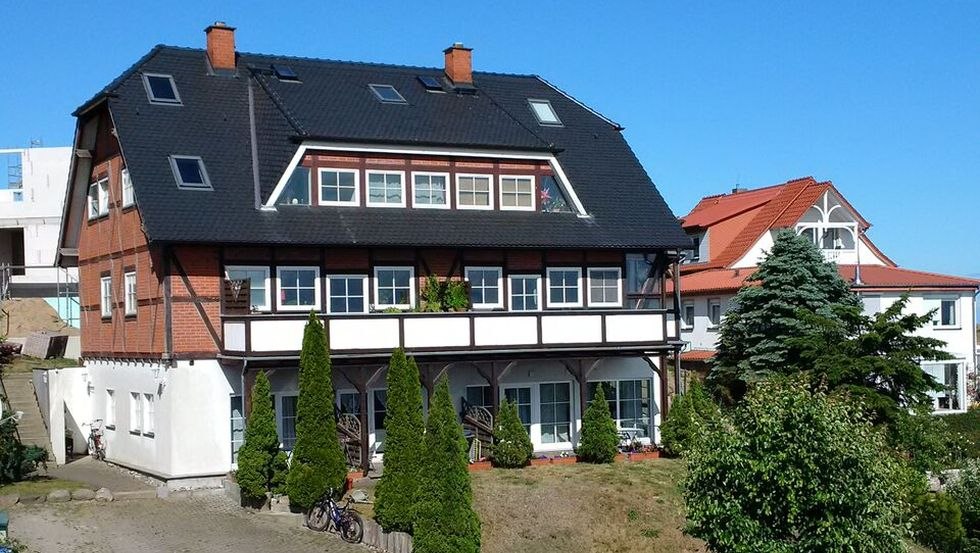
{"left": 236, "top": 371, "right": 289, "bottom": 506}
{"left": 660, "top": 379, "right": 718, "bottom": 457}
{"left": 287, "top": 312, "right": 347, "bottom": 511}
{"left": 375, "top": 349, "right": 425, "bottom": 532}
{"left": 491, "top": 398, "right": 533, "bottom": 468}
{"left": 414, "top": 375, "right": 481, "bottom": 553}
{"left": 709, "top": 229, "right": 861, "bottom": 402}
{"left": 576, "top": 386, "right": 619, "bottom": 463}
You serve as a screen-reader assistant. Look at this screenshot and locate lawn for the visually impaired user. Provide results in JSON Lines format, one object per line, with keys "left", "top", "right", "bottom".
{"left": 471, "top": 458, "right": 704, "bottom": 553}
{"left": 2, "top": 355, "right": 79, "bottom": 374}
{"left": 0, "top": 476, "right": 87, "bottom": 497}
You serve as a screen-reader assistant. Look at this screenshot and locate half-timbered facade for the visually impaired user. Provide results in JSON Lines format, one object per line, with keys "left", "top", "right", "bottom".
{"left": 57, "top": 23, "right": 689, "bottom": 481}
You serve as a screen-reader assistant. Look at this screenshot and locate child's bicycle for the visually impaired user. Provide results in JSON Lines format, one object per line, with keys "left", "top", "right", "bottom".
{"left": 88, "top": 419, "right": 106, "bottom": 461}
{"left": 306, "top": 488, "right": 363, "bottom": 543}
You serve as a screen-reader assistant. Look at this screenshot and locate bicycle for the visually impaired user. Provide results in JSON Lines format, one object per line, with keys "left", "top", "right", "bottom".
{"left": 88, "top": 419, "right": 106, "bottom": 461}
{"left": 306, "top": 488, "right": 363, "bottom": 543}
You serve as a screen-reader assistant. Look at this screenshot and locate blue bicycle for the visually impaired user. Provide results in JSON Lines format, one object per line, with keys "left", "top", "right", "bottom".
{"left": 306, "top": 489, "right": 363, "bottom": 543}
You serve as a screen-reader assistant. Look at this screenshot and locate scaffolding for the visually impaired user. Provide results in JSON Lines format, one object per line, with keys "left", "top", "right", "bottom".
{"left": 0, "top": 264, "right": 80, "bottom": 331}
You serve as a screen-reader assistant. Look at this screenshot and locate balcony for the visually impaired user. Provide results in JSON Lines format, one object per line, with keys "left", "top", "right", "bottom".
{"left": 221, "top": 309, "right": 676, "bottom": 360}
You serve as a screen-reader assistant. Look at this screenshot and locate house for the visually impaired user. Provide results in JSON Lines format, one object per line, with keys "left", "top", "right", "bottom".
{"left": 675, "top": 176, "right": 979, "bottom": 413}
{"left": 0, "top": 146, "right": 77, "bottom": 325}
{"left": 55, "top": 23, "right": 689, "bottom": 482}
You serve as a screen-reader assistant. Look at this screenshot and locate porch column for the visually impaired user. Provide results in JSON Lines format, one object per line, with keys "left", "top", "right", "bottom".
{"left": 475, "top": 361, "right": 517, "bottom": 417}
{"left": 335, "top": 364, "right": 385, "bottom": 476}
{"left": 658, "top": 353, "right": 670, "bottom": 419}
{"left": 561, "top": 358, "right": 600, "bottom": 434}
{"left": 242, "top": 366, "right": 259, "bottom": 419}
{"left": 671, "top": 256, "right": 683, "bottom": 395}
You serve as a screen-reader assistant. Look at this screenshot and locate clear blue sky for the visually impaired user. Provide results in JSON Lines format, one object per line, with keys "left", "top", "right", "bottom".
{"left": 1, "top": 1, "right": 977, "bottom": 278}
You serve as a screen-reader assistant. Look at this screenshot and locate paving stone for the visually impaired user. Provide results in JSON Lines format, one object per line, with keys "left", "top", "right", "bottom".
{"left": 72, "top": 488, "right": 96, "bottom": 501}
{"left": 46, "top": 489, "right": 70, "bottom": 503}
{"left": 95, "top": 488, "right": 114, "bottom": 502}
{"left": 17, "top": 494, "right": 44, "bottom": 505}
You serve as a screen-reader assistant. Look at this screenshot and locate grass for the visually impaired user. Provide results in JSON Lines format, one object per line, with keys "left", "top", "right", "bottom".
{"left": 471, "top": 458, "right": 704, "bottom": 553}
{"left": 2, "top": 355, "right": 79, "bottom": 374}
{"left": 0, "top": 476, "right": 88, "bottom": 497}
{"left": 945, "top": 409, "right": 980, "bottom": 459}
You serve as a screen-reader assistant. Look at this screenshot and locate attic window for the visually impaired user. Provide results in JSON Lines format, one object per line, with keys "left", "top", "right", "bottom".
{"left": 169, "top": 156, "right": 212, "bottom": 190}
{"left": 272, "top": 64, "right": 299, "bottom": 82}
{"left": 369, "top": 84, "right": 407, "bottom": 104}
{"left": 528, "top": 99, "right": 562, "bottom": 126}
{"left": 417, "top": 75, "right": 443, "bottom": 92}
{"left": 143, "top": 73, "right": 181, "bottom": 105}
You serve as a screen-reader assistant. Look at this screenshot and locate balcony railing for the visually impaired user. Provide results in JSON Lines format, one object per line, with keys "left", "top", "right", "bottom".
{"left": 221, "top": 309, "right": 676, "bottom": 359}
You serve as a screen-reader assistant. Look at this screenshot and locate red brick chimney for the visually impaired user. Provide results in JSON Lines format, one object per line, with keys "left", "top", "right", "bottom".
{"left": 205, "top": 22, "right": 237, "bottom": 71}
{"left": 443, "top": 43, "right": 473, "bottom": 85}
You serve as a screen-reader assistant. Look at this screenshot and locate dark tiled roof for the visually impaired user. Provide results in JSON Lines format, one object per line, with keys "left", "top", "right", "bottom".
{"left": 96, "top": 46, "right": 689, "bottom": 250}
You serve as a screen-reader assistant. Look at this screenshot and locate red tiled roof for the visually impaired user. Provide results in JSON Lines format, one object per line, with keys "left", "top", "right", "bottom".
{"left": 681, "top": 185, "right": 784, "bottom": 229}
{"left": 671, "top": 268, "right": 753, "bottom": 294}
{"left": 680, "top": 350, "right": 715, "bottom": 362}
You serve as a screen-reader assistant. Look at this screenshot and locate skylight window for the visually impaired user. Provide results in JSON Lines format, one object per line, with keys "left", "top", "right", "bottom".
{"left": 369, "top": 84, "right": 407, "bottom": 104}
{"left": 169, "top": 156, "right": 212, "bottom": 190}
{"left": 417, "top": 75, "right": 443, "bottom": 92}
{"left": 143, "top": 73, "right": 181, "bottom": 105}
{"left": 272, "top": 64, "right": 299, "bottom": 82}
{"left": 528, "top": 99, "right": 562, "bottom": 126}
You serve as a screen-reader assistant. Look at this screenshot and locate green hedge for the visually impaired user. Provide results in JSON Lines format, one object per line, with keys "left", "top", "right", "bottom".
{"left": 945, "top": 410, "right": 980, "bottom": 459}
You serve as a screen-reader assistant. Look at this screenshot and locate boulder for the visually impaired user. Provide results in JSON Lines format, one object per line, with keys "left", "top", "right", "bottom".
{"left": 72, "top": 488, "right": 96, "bottom": 501}
{"left": 47, "top": 489, "right": 70, "bottom": 503}
{"left": 95, "top": 488, "right": 114, "bottom": 502}
{"left": 0, "top": 495, "right": 18, "bottom": 509}
{"left": 18, "top": 494, "right": 44, "bottom": 505}
{"left": 270, "top": 494, "right": 290, "bottom": 513}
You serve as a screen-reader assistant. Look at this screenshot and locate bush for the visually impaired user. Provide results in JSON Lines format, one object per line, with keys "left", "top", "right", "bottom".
{"left": 420, "top": 276, "right": 443, "bottom": 312}
{"left": 236, "top": 371, "right": 288, "bottom": 506}
{"left": 945, "top": 410, "right": 980, "bottom": 460}
{"left": 890, "top": 408, "right": 966, "bottom": 474}
{"left": 492, "top": 398, "right": 532, "bottom": 468}
{"left": 948, "top": 460, "right": 980, "bottom": 540}
{"left": 444, "top": 280, "right": 469, "bottom": 311}
{"left": 660, "top": 379, "right": 717, "bottom": 457}
{"left": 375, "top": 349, "right": 425, "bottom": 533}
{"left": 912, "top": 492, "right": 966, "bottom": 553}
{"left": 576, "top": 386, "right": 619, "bottom": 464}
{"left": 684, "top": 377, "right": 907, "bottom": 552}
{"left": 286, "top": 312, "right": 348, "bottom": 511}
{"left": 0, "top": 416, "right": 46, "bottom": 485}
{"left": 413, "top": 375, "right": 481, "bottom": 553}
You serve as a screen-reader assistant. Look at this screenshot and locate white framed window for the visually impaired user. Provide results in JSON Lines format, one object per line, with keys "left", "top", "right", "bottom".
{"left": 130, "top": 392, "right": 142, "bottom": 433}
{"left": 465, "top": 385, "right": 493, "bottom": 409}
{"left": 327, "top": 275, "right": 368, "bottom": 314}
{"left": 142, "top": 394, "right": 155, "bottom": 436}
{"left": 366, "top": 170, "right": 406, "bottom": 207}
{"left": 546, "top": 268, "right": 582, "bottom": 308}
{"left": 411, "top": 172, "right": 450, "bottom": 208}
{"left": 276, "top": 266, "right": 320, "bottom": 310}
{"left": 142, "top": 73, "right": 181, "bottom": 105}
{"left": 499, "top": 176, "right": 535, "bottom": 211}
{"left": 587, "top": 267, "right": 622, "bottom": 307}
{"left": 465, "top": 267, "right": 503, "bottom": 309}
{"left": 100, "top": 276, "right": 112, "bottom": 318}
{"left": 528, "top": 99, "right": 562, "bottom": 126}
{"left": 681, "top": 300, "right": 695, "bottom": 329}
{"left": 169, "top": 156, "right": 213, "bottom": 190}
{"left": 587, "top": 380, "right": 653, "bottom": 438}
{"left": 225, "top": 266, "right": 271, "bottom": 311}
{"left": 369, "top": 84, "right": 407, "bottom": 104}
{"left": 88, "top": 179, "right": 109, "bottom": 220}
{"left": 230, "top": 395, "right": 244, "bottom": 463}
{"left": 124, "top": 271, "right": 137, "bottom": 316}
{"left": 105, "top": 389, "right": 116, "bottom": 428}
{"left": 503, "top": 386, "right": 532, "bottom": 433}
{"left": 318, "top": 168, "right": 359, "bottom": 206}
{"left": 337, "top": 391, "right": 361, "bottom": 416}
{"left": 932, "top": 297, "right": 959, "bottom": 329}
{"left": 456, "top": 174, "right": 493, "bottom": 210}
{"left": 539, "top": 382, "right": 572, "bottom": 444}
{"left": 121, "top": 169, "right": 134, "bottom": 207}
{"left": 278, "top": 395, "right": 298, "bottom": 450}
{"left": 923, "top": 362, "right": 964, "bottom": 411}
{"left": 708, "top": 298, "right": 722, "bottom": 328}
{"left": 509, "top": 274, "right": 541, "bottom": 311}
{"left": 374, "top": 266, "right": 415, "bottom": 309}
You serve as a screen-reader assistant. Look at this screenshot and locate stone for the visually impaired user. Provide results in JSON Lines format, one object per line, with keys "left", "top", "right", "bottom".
{"left": 0, "top": 494, "right": 19, "bottom": 509}
{"left": 156, "top": 486, "right": 169, "bottom": 499}
{"left": 269, "top": 494, "right": 290, "bottom": 513}
{"left": 95, "top": 488, "right": 114, "bottom": 502}
{"left": 47, "top": 489, "right": 70, "bottom": 503}
{"left": 17, "top": 494, "right": 44, "bottom": 505}
{"left": 72, "top": 488, "right": 96, "bottom": 501}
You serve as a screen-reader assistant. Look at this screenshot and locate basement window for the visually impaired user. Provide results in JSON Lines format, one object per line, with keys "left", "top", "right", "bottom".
{"left": 528, "top": 99, "right": 562, "bottom": 126}
{"left": 142, "top": 73, "right": 181, "bottom": 105}
{"left": 369, "top": 84, "right": 407, "bottom": 104}
{"left": 169, "top": 156, "right": 213, "bottom": 190}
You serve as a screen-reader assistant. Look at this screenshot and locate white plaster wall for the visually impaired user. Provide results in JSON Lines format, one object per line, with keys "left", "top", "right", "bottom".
{"left": 678, "top": 294, "right": 734, "bottom": 351}
{"left": 732, "top": 230, "right": 775, "bottom": 269}
{"left": 38, "top": 366, "right": 91, "bottom": 465}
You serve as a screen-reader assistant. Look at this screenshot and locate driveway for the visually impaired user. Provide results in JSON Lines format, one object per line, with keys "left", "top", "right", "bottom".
{"left": 9, "top": 492, "right": 364, "bottom": 553}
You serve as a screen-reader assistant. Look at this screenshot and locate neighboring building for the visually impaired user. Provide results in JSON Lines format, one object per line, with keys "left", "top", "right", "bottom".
{"left": 0, "top": 146, "right": 77, "bottom": 324}
{"left": 56, "top": 24, "right": 689, "bottom": 482}
{"left": 675, "top": 176, "right": 979, "bottom": 413}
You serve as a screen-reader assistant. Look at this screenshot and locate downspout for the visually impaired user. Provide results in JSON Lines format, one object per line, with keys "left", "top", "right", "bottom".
{"left": 672, "top": 252, "right": 683, "bottom": 396}
{"left": 162, "top": 244, "right": 174, "bottom": 367}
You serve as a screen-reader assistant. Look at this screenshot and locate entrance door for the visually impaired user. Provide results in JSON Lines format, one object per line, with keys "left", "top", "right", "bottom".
{"left": 503, "top": 386, "right": 532, "bottom": 434}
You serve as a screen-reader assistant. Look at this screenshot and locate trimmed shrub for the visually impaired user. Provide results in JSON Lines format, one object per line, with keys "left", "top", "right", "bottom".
{"left": 287, "top": 312, "right": 348, "bottom": 511}
{"left": 660, "top": 379, "right": 718, "bottom": 457}
{"left": 890, "top": 407, "right": 965, "bottom": 474}
{"left": 413, "top": 375, "right": 481, "bottom": 553}
{"left": 0, "top": 415, "right": 45, "bottom": 485}
{"left": 236, "top": 371, "right": 288, "bottom": 505}
{"left": 912, "top": 492, "right": 966, "bottom": 553}
{"left": 375, "top": 349, "right": 425, "bottom": 533}
{"left": 684, "top": 377, "right": 907, "bottom": 552}
{"left": 576, "top": 386, "right": 619, "bottom": 464}
{"left": 948, "top": 460, "right": 980, "bottom": 540}
{"left": 421, "top": 276, "right": 443, "bottom": 312}
{"left": 492, "top": 398, "right": 532, "bottom": 468}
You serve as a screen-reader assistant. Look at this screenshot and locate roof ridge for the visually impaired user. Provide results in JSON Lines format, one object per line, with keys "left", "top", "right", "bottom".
{"left": 699, "top": 176, "right": 815, "bottom": 200}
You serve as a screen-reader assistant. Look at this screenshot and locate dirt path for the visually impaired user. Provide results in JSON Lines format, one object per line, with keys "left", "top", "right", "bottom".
{"left": 9, "top": 493, "right": 364, "bottom": 553}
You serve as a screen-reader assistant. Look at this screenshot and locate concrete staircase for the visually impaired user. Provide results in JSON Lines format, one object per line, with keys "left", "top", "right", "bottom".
{"left": 1, "top": 371, "right": 53, "bottom": 456}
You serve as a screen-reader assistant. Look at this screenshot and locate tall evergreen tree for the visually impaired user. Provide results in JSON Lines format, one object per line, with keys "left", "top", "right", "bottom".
{"left": 414, "top": 375, "right": 481, "bottom": 553}
{"left": 709, "top": 229, "right": 860, "bottom": 402}
{"left": 375, "top": 349, "right": 425, "bottom": 533}
{"left": 236, "top": 371, "right": 289, "bottom": 505}
{"left": 576, "top": 386, "right": 619, "bottom": 463}
{"left": 287, "top": 312, "right": 348, "bottom": 511}
{"left": 491, "top": 398, "right": 533, "bottom": 468}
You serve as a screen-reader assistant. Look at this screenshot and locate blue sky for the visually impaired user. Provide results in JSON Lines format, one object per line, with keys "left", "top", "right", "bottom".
{"left": 1, "top": 1, "right": 977, "bottom": 278}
